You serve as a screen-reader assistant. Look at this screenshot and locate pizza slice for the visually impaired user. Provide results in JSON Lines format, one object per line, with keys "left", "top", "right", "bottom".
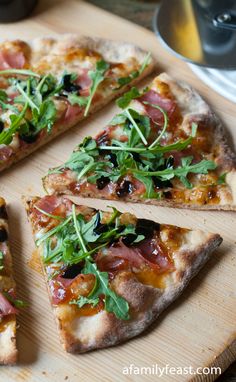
{"left": 24, "top": 194, "right": 222, "bottom": 353}
{"left": 0, "top": 197, "right": 18, "bottom": 365}
{"left": 43, "top": 73, "right": 236, "bottom": 210}
{"left": 0, "top": 35, "right": 154, "bottom": 171}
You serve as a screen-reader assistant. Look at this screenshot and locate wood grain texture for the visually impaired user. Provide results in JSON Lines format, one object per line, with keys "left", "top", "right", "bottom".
{"left": 87, "top": 0, "right": 157, "bottom": 30}
{"left": 0, "top": 0, "right": 235, "bottom": 381}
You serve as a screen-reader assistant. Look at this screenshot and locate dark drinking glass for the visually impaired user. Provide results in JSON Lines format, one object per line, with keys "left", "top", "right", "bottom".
{"left": 0, "top": 0, "right": 38, "bottom": 23}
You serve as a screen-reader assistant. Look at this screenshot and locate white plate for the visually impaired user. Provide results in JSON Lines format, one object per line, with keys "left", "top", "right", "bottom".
{"left": 189, "top": 64, "right": 236, "bottom": 103}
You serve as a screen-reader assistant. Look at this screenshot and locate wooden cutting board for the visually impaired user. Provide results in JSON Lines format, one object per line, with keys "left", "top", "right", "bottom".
{"left": 1, "top": 1, "right": 236, "bottom": 381}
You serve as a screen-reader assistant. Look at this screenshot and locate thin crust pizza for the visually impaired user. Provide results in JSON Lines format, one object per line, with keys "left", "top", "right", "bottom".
{"left": 24, "top": 194, "right": 222, "bottom": 353}
{"left": 0, "top": 197, "right": 18, "bottom": 365}
{"left": 0, "top": 35, "right": 154, "bottom": 171}
{"left": 43, "top": 73, "right": 236, "bottom": 210}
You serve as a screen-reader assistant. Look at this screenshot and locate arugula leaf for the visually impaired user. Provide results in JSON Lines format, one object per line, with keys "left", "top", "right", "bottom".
{"left": 116, "top": 52, "right": 151, "bottom": 88}
{"left": 72, "top": 204, "right": 88, "bottom": 252}
{"left": 124, "top": 108, "right": 148, "bottom": 145}
{"left": 32, "top": 100, "right": 56, "bottom": 134}
{"left": 110, "top": 113, "right": 127, "bottom": 126}
{"left": 83, "top": 259, "right": 129, "bottom": 320}
{"left": 98, "top": 134, "right": 194, "bottom": 155}
{"left": 84, "top": 60, "right": 110, "bottom": 116}
{"left": 0, "top": 69, "right": 40, "bottom": 77}
{"left": 217, "top": 172, "right": 226, "bottom": 185}
{"left": 116, "top": 87, "right": 140, "bottom": 109}
{"left": 0, "top": 90, "right": 8, "bottom": 102}
{"left": 0, "top": 103, "right": 28, "bottom": 145}
{"left": 0, "top": 71, "right": 78, "bottom": 145}
{"left": 133, "top": 157, "right": 217, "bottom": 189}
{"left": 68, "top": 93, "right": 88, "bottom": 107}
{"left": 0, "top": 251, "right": 4, "bottom": 271}
{"left": 134, "top": 173, "right": 162, "bottom": 199}
{"left": 34, "top": 205, "right": 64, "bottom": 220}
{"left": 69, "top": 296, "right": 99, "bottom": 308}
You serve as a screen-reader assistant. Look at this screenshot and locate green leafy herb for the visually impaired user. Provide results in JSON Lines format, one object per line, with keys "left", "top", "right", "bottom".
{"left": 84, "top": 60, "right": 110, "bottom": 116}
{"left": 0, "top": 69, "right": 40, "bottom": 77}
{"left": 116, "top": 87, "right": 140, "bottom": 109}
{"left": 0, "top": 103, "right": 28, "bottom": 145}
{"left": 133, "top": 156, "right": 217, "bottom": 189}
{"left": 68, "top": 93, "right": 88, "bottom": 107}
{"left": 124, "top": 108, "right": 148, "bottom": 145}
{"left": 0, "top": 70, "right": 78, "bottom": 145}
{"left": 217, "top": 172, "right": 226, "bottom": 185}
{"left": 82, "top": 259, "right": 129, "bottom": 320}
{"left": 116, "top": 52, "right": 151, "bottom": 88}
{"left": 34, "top": 205, "right": 64, "bottom": 220}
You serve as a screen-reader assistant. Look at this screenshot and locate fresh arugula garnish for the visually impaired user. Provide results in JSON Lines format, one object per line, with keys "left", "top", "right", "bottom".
{"left": 0, "top": 69, "right": 40, "bottom": 77}
{"left": 66, "top": 60, "right": 110, "bottom": 117}
{"left": 0, "top": 251, "right": 4, "bottom": 271}
{"left": 67, "top": 93, "right": 88, "bottom": 107}
{"left": 0, "top": 72, "right": 58, "bottom": 145}
{"left": 133, "top": 156, "right": 217, "bottom": 189}
{"left": 0, "top": 103, "right": 28, "bottom": 145}
{"left": 37, "top": 205, "right": 135, "bottom": 320}
{"left": 82, "top": 259, "right": 129, "bottom": 320}
{"left": 116, "top": 87, "right": 140, "bottom": 109}
{"left": 84, "top": 60, "right": 110, "bottom": 116}
{"left": 217, "top": 172, "right": 226, "bottom": 185}
{"left": 48, "top": 120, "right": 216, "bottom": 195}
{"left": 116, "top": 52, "right": 151, "bottom": 88}
{"left": 34, "top": 205, "right": 64, "bottom": 220}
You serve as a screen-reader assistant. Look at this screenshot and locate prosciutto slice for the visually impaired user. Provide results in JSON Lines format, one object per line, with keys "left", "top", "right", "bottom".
{"left": 0, "top": 50, "right": 25, "bottom": 70}
{"left": 75, "top": 69, "right": 92, "bottom": 97}
{"left": 96, "top": 238, "right": 173, "bottom": 273}
{"left": 139, "top": 90, "right": 176, "bottom": 124}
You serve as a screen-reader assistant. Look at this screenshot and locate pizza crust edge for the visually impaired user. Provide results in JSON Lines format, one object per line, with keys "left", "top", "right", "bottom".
{"left": 0, "top": 197, "right": 17, "bottom": 365}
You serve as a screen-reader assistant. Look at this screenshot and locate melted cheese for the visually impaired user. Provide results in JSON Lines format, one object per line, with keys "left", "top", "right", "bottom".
{"left": 135, "top": 269, "right": 167, "bottom": 289}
